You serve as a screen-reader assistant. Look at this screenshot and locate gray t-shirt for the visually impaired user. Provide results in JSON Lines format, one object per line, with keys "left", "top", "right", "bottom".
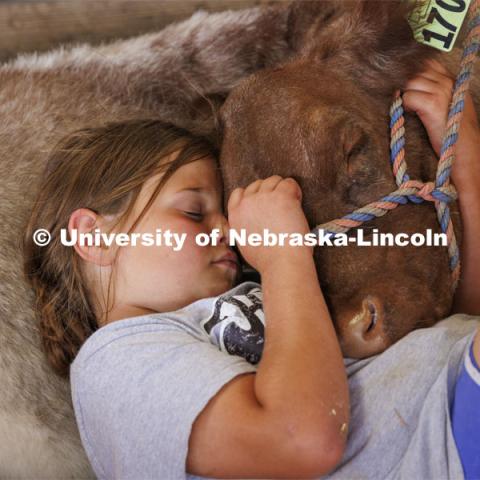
{"left": 70, "top": 281, "right": 479, "bottom": 480}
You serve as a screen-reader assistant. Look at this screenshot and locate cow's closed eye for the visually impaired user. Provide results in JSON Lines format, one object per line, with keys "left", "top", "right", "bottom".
{"left": 342, "top": 130, "right": 384, "bottom": 205}
{"left": 344, "top": 129, "right": 371, "bottom": 181}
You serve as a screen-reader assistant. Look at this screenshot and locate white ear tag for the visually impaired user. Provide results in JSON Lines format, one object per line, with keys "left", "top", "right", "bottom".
{"left": 406, "top": 0, "right": 472, "bottom": 52}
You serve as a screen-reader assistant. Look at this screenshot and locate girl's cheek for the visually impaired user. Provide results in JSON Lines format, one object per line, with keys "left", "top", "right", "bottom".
{"left": 172, "top": 219, "right": 210, "bottom": 243}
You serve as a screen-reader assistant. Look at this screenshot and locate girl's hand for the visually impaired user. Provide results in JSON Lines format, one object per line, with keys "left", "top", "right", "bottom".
{"left": 402, "top": 58, "right": 480, "bottom": 188}
{"left": 227, "top": 175, "right": 312, "bottom": 272}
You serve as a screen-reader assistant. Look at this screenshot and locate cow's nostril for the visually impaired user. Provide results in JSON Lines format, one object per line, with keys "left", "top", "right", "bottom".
{"left": 365, "top": 300, "right": 378, "bottom": 334}
{"left": 340, "top": 295, "right": 388, "bottom": 358}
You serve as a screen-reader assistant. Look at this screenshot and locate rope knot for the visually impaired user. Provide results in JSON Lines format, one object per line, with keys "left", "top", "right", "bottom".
{"left": 401, "top": 180, "right": 436, "bottom": 202}
{"left": 399, "top": 180, "right": 458, "bottom": 204}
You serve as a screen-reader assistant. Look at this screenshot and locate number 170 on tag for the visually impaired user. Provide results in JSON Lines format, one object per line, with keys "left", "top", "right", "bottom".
{"left": 408, "top": 0, "right": 472, "bottom": 52}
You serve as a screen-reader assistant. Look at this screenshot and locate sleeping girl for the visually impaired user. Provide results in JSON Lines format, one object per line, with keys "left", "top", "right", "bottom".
{"left": 23, "top": 61, "right": 479, "bottom": 479}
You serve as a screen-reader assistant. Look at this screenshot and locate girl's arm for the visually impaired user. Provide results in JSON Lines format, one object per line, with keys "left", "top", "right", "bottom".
{"left": 229, "top": 177, "right": 349, "bottom": 466}
{"left": 403, "top": 59, "right": 480, "bottom": 315}
{"left": 187, "top": 176, "right": 349, "bottom": 478}
{"left": 451, "top": 124, "right": 480, "bottom": 314}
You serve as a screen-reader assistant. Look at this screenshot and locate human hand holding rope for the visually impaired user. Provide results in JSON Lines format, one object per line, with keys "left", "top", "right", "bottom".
{"left": 402, "top": 58, "right": 480, "bottom": 188}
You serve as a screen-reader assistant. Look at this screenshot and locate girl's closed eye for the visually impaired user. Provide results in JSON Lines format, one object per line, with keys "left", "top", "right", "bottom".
{"left": 184, "top": 210, "right": 204, "bottom": 220}
{"left": 176, "top": 188, "right": 222, "bottom": 221}
{"left": 173, "top": 191, "right": 204, "bottom": 220}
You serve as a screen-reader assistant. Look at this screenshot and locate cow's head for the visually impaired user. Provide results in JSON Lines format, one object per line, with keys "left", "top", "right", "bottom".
{"left": 219, "top": 0, "right": 462, "bottom": 358}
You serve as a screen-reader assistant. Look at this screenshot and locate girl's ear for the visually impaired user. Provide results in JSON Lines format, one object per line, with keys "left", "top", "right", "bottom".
{"left": 68, "top": 208, "right": 117, "bottom": 266}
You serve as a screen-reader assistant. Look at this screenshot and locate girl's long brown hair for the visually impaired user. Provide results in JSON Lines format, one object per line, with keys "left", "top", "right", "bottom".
{"left": 23, "top": 119, "right": 217, "bottom": 378}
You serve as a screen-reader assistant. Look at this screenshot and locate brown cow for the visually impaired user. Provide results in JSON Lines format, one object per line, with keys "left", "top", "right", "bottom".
{"left": 219, "top": 0, "right": 480, "bottom": 358}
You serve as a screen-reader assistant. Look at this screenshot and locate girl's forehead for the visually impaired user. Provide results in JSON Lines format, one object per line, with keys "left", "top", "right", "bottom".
{"left": 167, "top": 157, "right": 222, "bottom": 189}
{"left": 142, "top": 156, "right": 222, "bottom": 199}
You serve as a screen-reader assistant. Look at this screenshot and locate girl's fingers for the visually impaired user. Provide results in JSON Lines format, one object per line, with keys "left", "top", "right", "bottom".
{"left": 276, "top": 177, "right": 302, "bottom": 201}
{"left": 402, "top": 90, "right": 437, "bottom": 113}
{"left": 402, "top": 90, "right": 448, "bottom": 156}
{"left": 404, "top": 59, "right": 454, "bottom": 96}
{"left": 258, "top": 175, "right": 284, "bottom": 192}
{"left": 243, "top": 179, "right": 263, "bottom": 196}
{"left": 402, "top": 90, "right": 448, "bottom": 130}
{"left": 227, "top": 187, "right": 244, "bottom": 212}
{"left": 404, "top": 75, "right": 453, "bottom": 97}
{"left": 404, "top": 76, "right": 437, "bottom": 93}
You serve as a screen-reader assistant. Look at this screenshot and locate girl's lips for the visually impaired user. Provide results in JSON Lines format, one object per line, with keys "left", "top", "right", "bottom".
{"left": 213, "top": 250, "right": 239, "bottom": 267}
{"left": 213, "top": 259, "right": 239, "bottom": 271}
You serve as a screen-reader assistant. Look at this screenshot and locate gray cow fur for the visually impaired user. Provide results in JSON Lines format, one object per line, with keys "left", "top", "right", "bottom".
{"left": 0, "top": 5, "right": 293, "bottom": 478}
{"left": 1, "top": 2, "right": 478, "bottom": 478}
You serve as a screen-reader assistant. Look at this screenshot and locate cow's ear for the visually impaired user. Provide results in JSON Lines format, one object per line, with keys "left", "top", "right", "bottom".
{"left": 287, "top": 0, "right": 440, "bottom": 96}
{"left": 349, "top": 0, "right": 441, "bottom": 93}
{"left": 286, "top": 0, "right": 345, "bottom": 53}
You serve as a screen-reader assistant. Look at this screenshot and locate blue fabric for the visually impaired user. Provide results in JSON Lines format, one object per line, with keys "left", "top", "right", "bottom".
{"left": 452, "top": 338, "right": 480, "bottom": 480}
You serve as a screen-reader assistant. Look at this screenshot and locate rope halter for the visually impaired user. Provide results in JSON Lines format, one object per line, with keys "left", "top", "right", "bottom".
{"left": 310, "top": 0, "right": 480, "bottom": 291}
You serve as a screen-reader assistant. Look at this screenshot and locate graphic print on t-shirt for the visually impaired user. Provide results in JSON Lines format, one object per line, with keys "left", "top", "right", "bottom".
{"left": 200, "top": 287, "right": 265, "bottom": 365}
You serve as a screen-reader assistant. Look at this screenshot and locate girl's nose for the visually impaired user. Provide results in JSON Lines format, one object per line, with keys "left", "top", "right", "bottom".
{"left": 212, "top": 214, "right": 230, "bottom": 245}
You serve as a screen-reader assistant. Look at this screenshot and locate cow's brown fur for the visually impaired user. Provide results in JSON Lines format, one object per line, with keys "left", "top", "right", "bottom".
{"left": 219, "top": 0, "right": 480, "bottom": 357}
